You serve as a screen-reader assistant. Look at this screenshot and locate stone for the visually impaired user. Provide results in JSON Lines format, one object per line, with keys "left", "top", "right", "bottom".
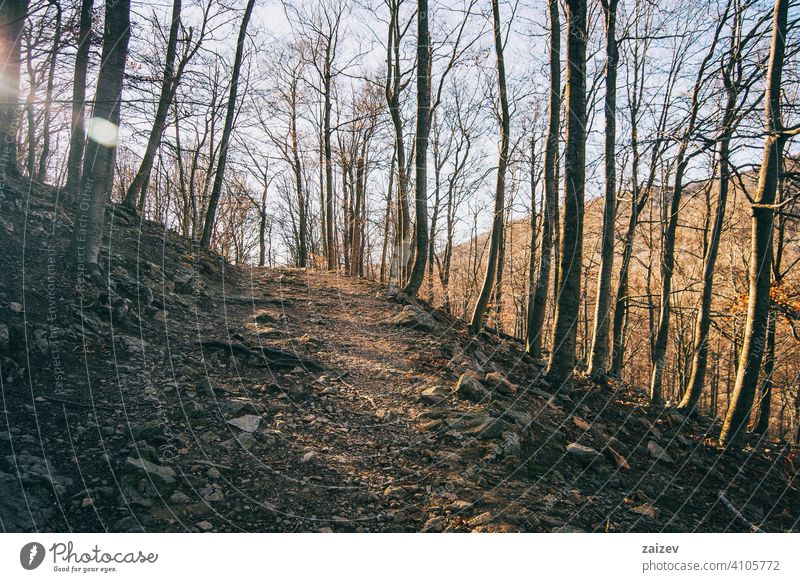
{"left": 454, "top": 372, "right": 490, "bottom": 403}
{"left": 485, "top": 371, "right": 518, "bottom": 395}
{"left": 169, "top": 491, "right": 191, "bottom": 504}
{"left": 630, "top": 504, "right": 659, "bottom": 519}
{"left": 384, "top": 305, "right": 436, "bottom": 332}
{"left": 196, "top": 520, "right": 213, "bottom": 532}
{"left": 462, "top": 416, "right": 508, "bottom": 440}
{"left": 647, "top": 440, "right": 674, "bottom": 464}
{"left": 566, "top": 443, "right": 605, "bottom": 465}
{"left": 124, "top": 457, "right": 177, "bottom": 495}
{"left": 467, "top": 512, "right": 493, "bottom": 527}
{"left": 383, "top": 485, "right": 407, "bottom": 499}
{"left": 227, "top": 414, "right": 261, "bottom": 433}
{"left": 418, "top": 385, "right": 450, "bottom": 405}
{"left": 300, "top": 451, "right": 317, "bottom": 463}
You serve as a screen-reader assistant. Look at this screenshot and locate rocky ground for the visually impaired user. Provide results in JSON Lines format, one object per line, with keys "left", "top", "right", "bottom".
{"left": 1, "top": 176, "right": 799, "bottom": 533}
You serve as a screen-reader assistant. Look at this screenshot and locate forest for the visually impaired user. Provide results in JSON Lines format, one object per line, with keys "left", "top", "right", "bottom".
{"left": 1, "top": 0, "right": 800, "bottom": 533}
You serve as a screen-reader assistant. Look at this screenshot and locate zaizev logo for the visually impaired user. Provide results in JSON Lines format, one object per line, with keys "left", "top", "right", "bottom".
{"left": 20, "top": 542, "right": 46, "bottom": 570}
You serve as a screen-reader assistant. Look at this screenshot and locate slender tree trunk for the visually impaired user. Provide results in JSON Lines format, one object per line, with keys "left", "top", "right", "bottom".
{"left": 546, "top": 0, "right": 587, "bottom": 389}
{"left": 65, "top": 0, "right": 93, "bottom": 193}
{"left": 124, "top": 0, "right": 182, "bottom": 210}
{"left": 753, "top": 310, "right": 775, "bottom": 435}
{"left": 678, "top": 48, "right": 737, "bottom": 412}
{"left": 404, "top": 0, "right": 431, "bottom": 296}
{"left": 468, "top": 0, "right": 510, "bottom": 334}
{"left": 199, "top": 0, "right": 255, "bottom": 249}
{"left": 37, "top": 0, "right": 62, "bottom": 181}
{"left": 67, "top": 0, "right": 131, "bottom": 271}
{"left": 587, "top": 0, "right": 618, "bottom": 379}
{"left": 0, "top": 0, "right": 29, "bottom": 177}
{"left": 649, "top": 8, "right": 727, "bottom": 404}
{"left": 720, "top": 0, "right": 788, "bottom": 447}
{"left": 526, "top": 0, "right": 560, "bottom": 357}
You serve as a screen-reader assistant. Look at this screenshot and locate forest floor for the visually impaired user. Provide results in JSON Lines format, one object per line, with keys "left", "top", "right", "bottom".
{"left": 1, "top": 177, "right": 800, "bottom": 532}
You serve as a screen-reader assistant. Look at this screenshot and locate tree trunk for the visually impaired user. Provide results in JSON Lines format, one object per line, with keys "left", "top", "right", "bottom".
{"left": 123, "top": 0, "right": 182, "bottom": 211}
{"left": 720, "top": 0, "right": 788, "bottom": 447}
{"left": 199, "top": 0, "right": 255, "bottom": 249}
{"left": 0, "top": 0, "right": 29, "bottom": 177}
{"left": 526, "top": 0, "right": 560, "bottom": 357}
{"left": 546, "top": 0, "right": 587, "bottom": 389}
{"left": 468, "top": 0, "right": 510, "bottom": 334}
{"left": 753, "top": 310, "right": 775, "bottom": 435}
{"left": 67, "top": 0, "right": 130, "bottom": 272}
{"left": 37, "top": 0, "right": 62, "bottom": 182}
{"left": 587, "top": 0, "right": 618, "bottom": 379}
{"left": 404, "top": 0, "right": 431, "bottom": 296}
{"left": 65, "top": 0, "right": 93, "bottom": 193}
{"left": 678, "top": 39, "right": 738, "bottom": 412}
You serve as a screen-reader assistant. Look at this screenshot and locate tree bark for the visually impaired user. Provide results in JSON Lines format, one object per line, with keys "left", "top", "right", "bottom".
{"left": 546, "top": 0, "right": 587, "bottom": 388}
{"left": 404, "top": 0, "right": 431, "bottom": 296}
{"left": 65, "top": 0, "right": 94, "bottom": 193}
{"left": 587, "top": 0, "right": 618, "bottom": 379}
{"left": 720, "top": 0, "right": 788, "bottom": 447}
{"left": 199, "top": 0, "right": 255, "bottom": 249}
{"left": 67, "top": 0, "right": 130, "bottom": 272}
{"left": 0, "top": 0, "right": 30, "bottom": 177}
{"left": 123, "top": 0, "right": 182, "bottom": 211}
{"left": 526, "top": 0, "right": 560, "bottom": 357}
{"left": 468, "top": 0, "right": 510, "bottom": 334}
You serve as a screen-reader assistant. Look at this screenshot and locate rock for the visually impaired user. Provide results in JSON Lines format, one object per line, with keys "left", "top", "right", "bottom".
{"left": 454, "top": 371, "right": 490, "bottom": 403}
{"left": 552, "top": 526, "right": 586, "bottom": 533}
{"left": 227, "top": 414, "right": 261, "bottom": 433}
{"left": 422, "top": 515, "right": 446, "bottom": 532}
{"left": 383, "top": 485, "right": 407, "bottom": 499}
{"left": 630, "top": 504, "right": 659, "bottom": 519}
{"left": 467, "top": 512, "right": 493, "bottom": 527}
{"left": 196, "top": 520, "right": 214, "bottom": 532}
{"left": 419, "top": 385, "right": 450, "bottom": 405}
{"left": 647, "top": 440, "right": 674, "bottom": 464}
{"left": 566, "top": 443, "right": 605, "bottom": 465}
{"left": 384, "top": 305, "right": 436, "bottom": 332}
{"left": 462, "top": 416, "right": 508, "bottom": 440}
{"left": 9, "top": 302, "right": 23, "bottom": 313}
{"left": 485, "top": 371, "right": 518, "bottom": 396}
{"left": 124, "top": 457, "right": 177, "bottom": 495}
{"left": 300, "top": 451, "right": 317, "bottom": 463}
{"left": 204, "top": 490, "right": 225, "bottom": 502}
{"left": 169, "top": 491, "right": 191, "bottom": 504}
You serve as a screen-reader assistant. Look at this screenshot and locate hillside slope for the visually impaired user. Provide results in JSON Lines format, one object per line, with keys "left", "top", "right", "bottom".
{"left": 1, "top": 177, "right": 798, "bottom": 533}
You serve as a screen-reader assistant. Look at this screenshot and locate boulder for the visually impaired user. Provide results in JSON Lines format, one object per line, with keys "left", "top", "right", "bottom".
{"left": 418, "top": 385, "right": 450, "bottom": 405}
{"left": 566, "top": 443, "right": 605, "bottom": 466}
{"left": 647, "top": 440, "right": 674, "bottom": 464}
{"left": 124, "top": 457, "right": 177, "bottom": 495}
{"left": 454, "top": 371, "right": 491, "bottom": 403}
{"left": 384, "top": 305, "right": 436, "bottom": 332}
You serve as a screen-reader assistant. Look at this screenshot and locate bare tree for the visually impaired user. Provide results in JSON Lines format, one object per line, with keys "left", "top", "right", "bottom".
{"left": 200, "top": 0, "right": 255, "bottom": 250}
{"left": 468, "top": 0, "right": 510, "bottom": 334}
{"left": 67, "top": 0, "right": 131, "bottom": 273}
{"left": 720, "top": 0, "right": 796, "bottom": 447}
{"left": 546, "top": 0, "right": 588, "bottom": 388}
